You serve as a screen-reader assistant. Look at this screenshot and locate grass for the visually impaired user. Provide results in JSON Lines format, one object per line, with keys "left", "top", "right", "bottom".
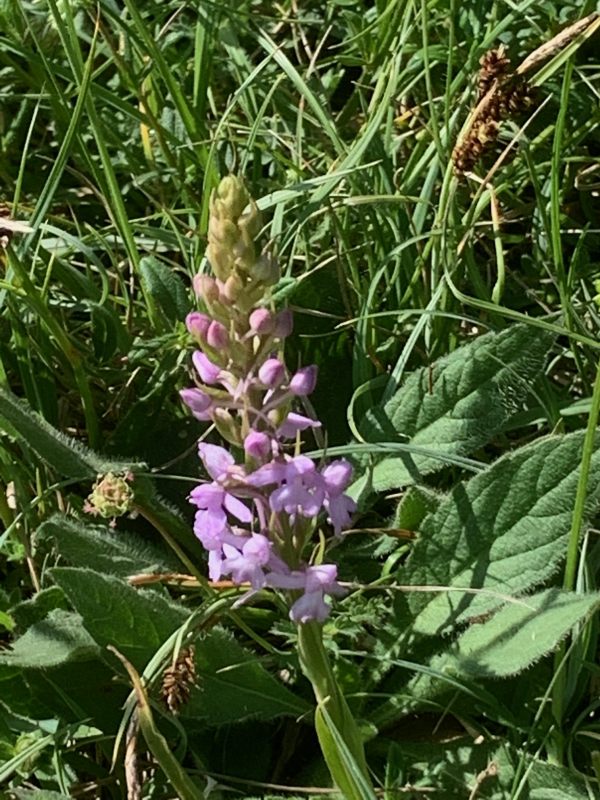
{"left": 1, "top": 0, "right": 600, "bottom": 797}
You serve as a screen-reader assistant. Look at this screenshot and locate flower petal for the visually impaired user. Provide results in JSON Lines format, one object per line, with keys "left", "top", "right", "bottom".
{"left": 198, "top": 443, "right": 234, "bottom": 479}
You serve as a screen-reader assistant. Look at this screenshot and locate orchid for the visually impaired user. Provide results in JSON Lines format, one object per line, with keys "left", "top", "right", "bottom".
{"left": 180, "top": 176, "right": 356, "bottom": 623}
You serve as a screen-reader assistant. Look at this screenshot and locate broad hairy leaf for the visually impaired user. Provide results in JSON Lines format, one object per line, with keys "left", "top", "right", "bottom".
{"left": 185, "top": 628, "right": 310, "bottom": 724}
{"left": 51, "top": 568, "right": 189, "bottom": 670}
{"left": 359, "top": 325, "right": 554, "bottom": 490}
{"left": 36, "top": 514, "right": 183, "bottom": 577}
{"left": 139, "top": 255, "right": 188, "bottom": 326}
{"left": 0, "top": 384, "right": 137, "bottom": 479}
{"left": 10, "top": 586, "right": 69, "bottom": 633}
{"left": 448, "top": 589, "right": 600, "bottom": 678}
{"left": 0, "top": 609, "right": 99, "bottom": 668}
{"left": 407, "top": 430, "right": 600, "bottom": 635}
{"left": 393, "top": 485, "right": 442, "bottom": 530}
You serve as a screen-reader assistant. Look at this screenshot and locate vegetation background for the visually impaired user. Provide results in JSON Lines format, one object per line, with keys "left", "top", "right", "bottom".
{"left": 2, "top": 0, "right": 600, "bottom": 798}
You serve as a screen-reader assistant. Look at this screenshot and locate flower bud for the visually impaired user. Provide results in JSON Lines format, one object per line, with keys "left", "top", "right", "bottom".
{"left": 222, "top": 273, "right": 244, "bottom": 303}
{"left": 259, "top": 358, "right": 286, "bottom": 388}
{"left": 244, "top": 430, "right": 271, "bottom": 461}
{"left": 206, "top": 320, "right": 229, "bottom": 349}
{"left": 249, "top": 308, "right": 273, "bottom": 335}
{"left": 238, "top": 200, "right": 262, "bottom": 239}
{"left": 180, "top": 388, "right": 213, "bottom": 420}
{"left": 214, "top": 176, "right": 249, "bottom": 221}
{"left": 289, "top": 365, "right": 318, "bottom": 396}
{"left": 273, "top": 309, "right": 293, "bottom": 338}
{"left": 321, "top": 459, "right": 353, "bottom": 494}
{"left": 186, "top": 312, "right": 211, "bottom": 340}
{"left": 193, "top": 273, "right": 220, "bottom": 303}
{"left": 192, "top": 351, "right": 221, "bottom": 384}
{"left": 213, "top": 407, "right": 242, "bottom": 446}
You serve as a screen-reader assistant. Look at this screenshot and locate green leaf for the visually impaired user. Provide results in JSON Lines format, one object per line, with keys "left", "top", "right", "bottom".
{"left": 360, "top": 325, "right": 555, "bottom": 490}
{"left": 185, "top": 628, "right": 310, "bottom": 724}
{"left": 50, "top": 568, "right": 189, "bottom": 670}
{"left": 0, "top": 609, "right": 99, "bottom": 668}
{"left": 315, "top": 704, "right": 377, "bottom": 800}
{"left": 380, "top": 737, "right": 591, "bottom": 799}
{"left": 10, "top": 586, "right": 69, "bottom": 632}
{"left": 86, "top": 300, "right": 131, "bottom": 361}
{"left": 36, "top": 514, "right": 183, "bottom": 577}
{"left": 393, "top": 485, "right": 442, "bottom": 530}
{"left": 408, "top": 430, "right": 600, "bottom": 635}
{"left": 0, "top": 384, "right": 137, "bottom": 479}
{"left": 139, "top": 255, "right": 189, "bottom": 327}
{"left": 12, "top": 792, "right": 70, "bottom": 800}
{"left": 449, "top": 589, "right": 600, "bottom": 678}
{"left": 0, "top": 609, "right": 14, "bottom": 632}
{"left": 527, "top": 759, "right": 592, "bottom": 799}
{"left": 11, "top": 790, "right": 72, "bottom": 800}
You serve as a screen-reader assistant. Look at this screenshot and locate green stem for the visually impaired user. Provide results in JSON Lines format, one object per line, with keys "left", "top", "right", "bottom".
{"left": 297, "top": 621, "right": 373, "bottom": 796}
{"left": 562, "top": 358, "right": 600, "bottom": 592}
{"left": 551, "top": 356, "right": 600, "bottom": 760}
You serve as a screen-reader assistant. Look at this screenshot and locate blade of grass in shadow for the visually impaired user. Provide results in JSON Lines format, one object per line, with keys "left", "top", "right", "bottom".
{"left": 109, "top": 645, "right": 206, "bottom": 800}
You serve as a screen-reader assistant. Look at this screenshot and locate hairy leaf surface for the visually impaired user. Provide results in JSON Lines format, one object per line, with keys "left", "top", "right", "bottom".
{"left": 0, "top": 610, "right": 99, "bottom": 668}
{"left": 185, "top": 628, "right": 310, "bottom": 724}
{"left": 449, "top": 589, "right": 600, "bottom": 677}
{"left": 51, "top": 568, "right": 189, "bottom": 670}
{"left": 360, "top": 325, "right": 554, "bottom": 490}
{"left": 407, "top": 431, "right": 600, "bottom": 635}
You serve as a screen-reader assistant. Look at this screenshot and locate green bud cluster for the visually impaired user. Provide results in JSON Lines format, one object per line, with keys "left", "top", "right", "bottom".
{"left": 205, "top": 176, "right": 279, "bottom": 310}
{"left": 85, "top": 472, "right": 134, "bottom": 519}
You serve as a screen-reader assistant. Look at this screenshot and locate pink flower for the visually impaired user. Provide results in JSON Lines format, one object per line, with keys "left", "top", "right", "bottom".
{"left": 180, "top": 388, "right": 213, "bottom": 420}
{"left": 249, "top": 308, "right": 273, "bottom": 335}
{"left": 192, "top": 351, "right": 222, "bottom": 384}
{"left": 322, "top": 460, "right": 356, "bottom": 534}
{"left": 277, "top": 412, "right": 321, "bottom": 439}
{"left": 244, "top": 430, "right": 272, "bottom": 461}
{"left": 248, "top": 455, "right": 325, "bottom": 518}
{"left": 221, "top": 533, "right": 272, "bottom": 588}
{"left": 259, "top": 358, "right": 285, "bottom": 388}
{"left": 268, "top": 564, "right": 345, "bottom": 623}
{"left": 186, "top": 312, "right": 211, "bottom": 339}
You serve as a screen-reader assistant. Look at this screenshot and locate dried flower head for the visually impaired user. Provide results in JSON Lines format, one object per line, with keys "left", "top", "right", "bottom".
{"left": 161, "top": 646, "right": 196, "bottom": 714}
{"left": 452, "top": 45, "right": 535, "bottom": 176}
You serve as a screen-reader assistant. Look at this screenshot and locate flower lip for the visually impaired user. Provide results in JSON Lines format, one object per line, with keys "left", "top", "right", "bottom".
{"left": 277, "top": 412, "right": 321, "bottom": 439}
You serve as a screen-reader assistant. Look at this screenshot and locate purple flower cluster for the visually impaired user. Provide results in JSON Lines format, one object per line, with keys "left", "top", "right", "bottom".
{"left": 180, "top": 177, "right": 356, "bottom": 623}
{"left": 188, "top": 443, "right": 352, "bottom": 622}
